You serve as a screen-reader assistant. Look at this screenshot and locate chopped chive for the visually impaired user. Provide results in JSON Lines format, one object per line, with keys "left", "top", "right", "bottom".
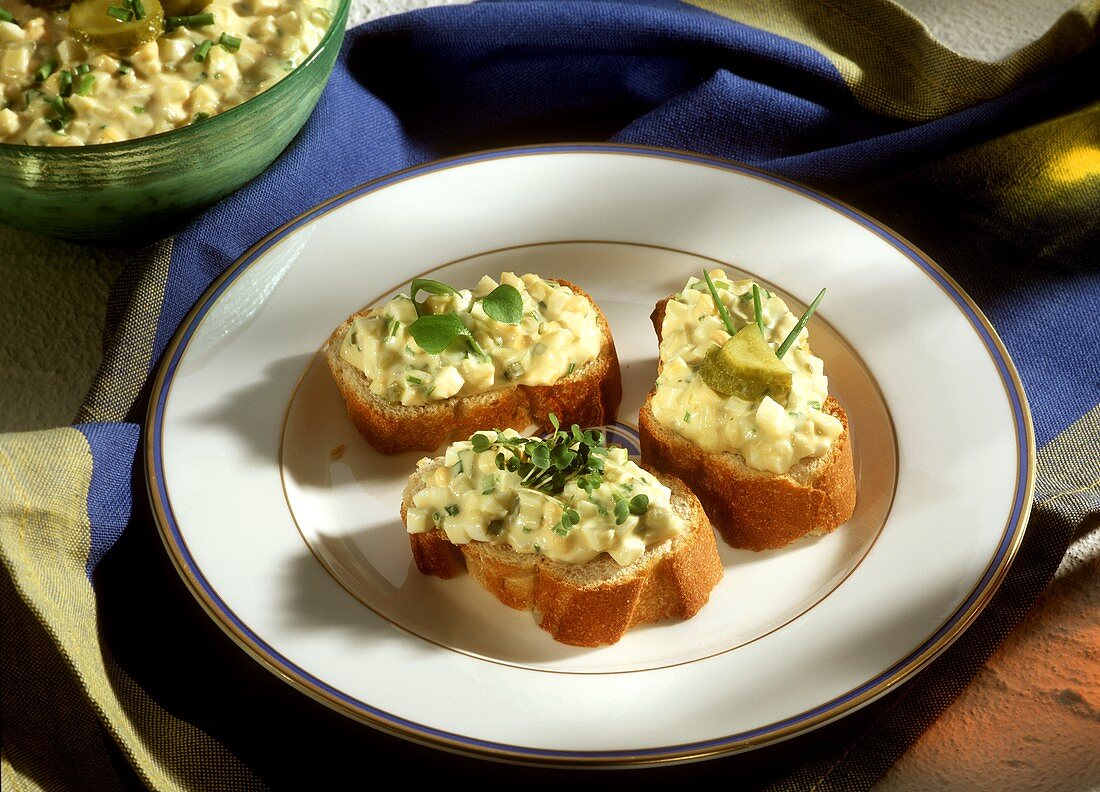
{"left": 0, "top": 7, "right": 18, "bottom": 24}
{"left": 47, "top": 95, "right": 72, "bottom": 130}
{"left": 191, "top": 111, "right": 210, "bottom": 123}
{"left": 57, "top": 69, "right": 72, "bottom": 97}
{"left": 775, "top": 288, "right": 827, "bottom": 359}
{"left": 683, "top": 412, "right": 692, "bottom": 423}
{"left": 129, "top": 0, "right": 146, "bottom": 19}
{"left": 406, "top": 374, "right": 424, "bottom": 385}
{"left": 132, "top": 105, "right": 144, "bottom": 113}
{"left": 193, "top": 39, "right": 212, "bottom": 62}
{"left": 48, "top": 95, "right": 70, "bottom": 116}
{"left": 76, "top": 63, "right": 91, "bottom": 75}
{"left": 218, "top": 32, "right": 241, "bottom": 51}
{"left": 565, "top": 362, "right": 575, "bottom": 376}
{"left": 808, "top": 400, "right": 822, "bottom": 410}
{"left": 752, "top": 283, "right": 764, "bottom": 335}
{"left": 166, "top": 12, "right": 213, "bottom": 29}
{"left": 106, "top": 5, "right": 133, "bottom": 21}
{"left": 117, "top": 60, "right": 133, "bottom": 75}
{"left": 385, "top": 316, "right": 400, "bottom": 340}
{"left": 443, "top": 504, "right": 459, "bottom": 517}
{"left": 35, "top": 58, "right": 57, "bottom": 82}
{"left": 702, "top": 270, "right": 737, "bottom": 336}
{"left": 75, "top": 72, "right": 95, "bottom": 96}
{"left": 23, "top": 89, "right": 39, "bottom": 110}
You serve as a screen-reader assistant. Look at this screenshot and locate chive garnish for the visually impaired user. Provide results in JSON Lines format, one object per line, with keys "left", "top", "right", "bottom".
{"left": 75, "top": 72, "right": 95, "bottom": 96}
{"left": 47, "top": 96, "right": 73, "bottom": 131}
{"left": 702, "top": 270, "right": 736, "bottom": 336}
{"left": 34, "top": 59, "right": 57, "bottom": 82}
{"left": 775, "top": 288, "right": 827, "bottom": 359}
{"left": 384, "top": 316, "right": 400, "bottom": 340}
{"left": 193, "top": 39, "right": 212, "bottom": 62}
{"left": 132, "top": 105, "right": 144, "bottom": 113}
{"left": 76, "top": 63, "right": 90, "bottom": 75}
{"left": 752, "top": 283, "right": 765, "bottom": 335}
{"left": 219, "top": 32, "right": 241, "bottom": 51}
{"left": 106, "top": 5, "right": 133, "bottom": 22}
{"left": 191, "top": 111, "right": 209, "bottom": 123}
{"left": 0, "top": 7, "right": 18, "bottom": 24}
{"left": 129, "top": 0, "right": 146, "bottom": 20}
{"left": 166, "top": 12, "right": 213, "bottom": 29}
{"left": 117, "top": 60, "right": 133, "bottom": 75}
{"left": 58, "top": 69, "right": 72, "bottom": 97}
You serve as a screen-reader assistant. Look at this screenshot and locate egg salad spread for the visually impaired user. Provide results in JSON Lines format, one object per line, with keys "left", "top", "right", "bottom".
{"left": 339, "top": 272, "right": 603, "bottom": 407}
{"left": 652, "top": 270, "right": 842, "bottom": 474}
{"left": 0, "top": 0, "right": 330, "bottom": 145}
{"left": 405, "top": 428, "right": 683, "bottom": 567}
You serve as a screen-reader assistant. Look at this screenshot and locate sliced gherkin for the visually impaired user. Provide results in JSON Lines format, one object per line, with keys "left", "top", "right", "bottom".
{"left": 699, "top": 323, "right": 792, "bottom": 404}
{"left": 68, "top": 0, "right": 164, "bottom": 50}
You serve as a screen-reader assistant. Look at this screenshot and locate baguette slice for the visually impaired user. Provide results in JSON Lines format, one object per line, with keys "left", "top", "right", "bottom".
{"left": 401, "top": 460, "right": 724, "bottom": 647}
{"left": 326, "top": 279, "right": 622, "bottom": 454}
{"left": 639, "top": 298, "right": 856, "bottom": 551}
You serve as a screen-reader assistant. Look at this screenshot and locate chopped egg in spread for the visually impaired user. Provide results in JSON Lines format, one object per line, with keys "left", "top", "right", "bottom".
{"left": 652, "top": 270, "right": 842, "bottom": 474}
{"left": 405, "top": 429, "right": 683, "bottom": 567}
{"left": 0, "top": 0, "right": 331, "bottom": 145}
{"left": 340, "top": 272, "right": 603, "bottom": 407}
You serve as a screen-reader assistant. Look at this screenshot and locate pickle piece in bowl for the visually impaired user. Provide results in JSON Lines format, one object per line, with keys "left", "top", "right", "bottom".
{"left": 68, "top": 0, "right": 165, "bottom": 50}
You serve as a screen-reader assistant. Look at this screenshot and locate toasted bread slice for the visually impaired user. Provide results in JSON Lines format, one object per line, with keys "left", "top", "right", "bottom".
{"left": 326, "top": 279, "right": 622, "bottom": 454}
{"left": 640, "top": 298, "right": 856, "bottom": 551}
{"left": 401, "top": 460, "right": 723, "bottom": 647}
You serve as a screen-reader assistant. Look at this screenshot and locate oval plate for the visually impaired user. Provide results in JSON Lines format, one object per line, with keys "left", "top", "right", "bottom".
{"left": 147, "top": 144, "right": 1034, "bottom": 766}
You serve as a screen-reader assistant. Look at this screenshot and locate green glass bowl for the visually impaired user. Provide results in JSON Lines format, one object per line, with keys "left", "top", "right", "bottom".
{"left": 0, "top": 0, "right": 349, "bottom": 242}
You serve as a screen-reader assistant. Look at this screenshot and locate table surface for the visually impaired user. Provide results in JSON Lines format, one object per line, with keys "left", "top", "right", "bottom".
{"left": 1, "top": 1, "right": 1096, "bottom": 789}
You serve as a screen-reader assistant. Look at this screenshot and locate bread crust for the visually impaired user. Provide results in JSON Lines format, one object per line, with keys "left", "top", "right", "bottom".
{"left": 400, "top": 464, "right": 723, "bottom": 647}
{"left": 639, "top": 297, "right": 856, "bottom": 551}
{"left": 326, "top": 279, "right": 622, "bottom": 454}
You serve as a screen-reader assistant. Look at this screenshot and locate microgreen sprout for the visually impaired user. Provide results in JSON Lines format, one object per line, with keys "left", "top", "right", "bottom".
{"left": 468, "top": 413, "right": 646, "bottom": 537}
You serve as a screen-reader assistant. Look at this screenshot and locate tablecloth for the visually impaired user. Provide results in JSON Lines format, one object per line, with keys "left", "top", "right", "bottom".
{"left": 2, "top": 0, "right": 1098, "bottom": 788}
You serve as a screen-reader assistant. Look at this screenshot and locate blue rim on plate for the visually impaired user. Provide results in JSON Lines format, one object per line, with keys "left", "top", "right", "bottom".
{"left": 146, "top": 143, "right": 1035, "bottom": 765}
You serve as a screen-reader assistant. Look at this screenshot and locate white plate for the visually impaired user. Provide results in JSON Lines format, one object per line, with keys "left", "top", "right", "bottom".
{"left": 148, "top": 144, "right": 1034, "bottom": 765}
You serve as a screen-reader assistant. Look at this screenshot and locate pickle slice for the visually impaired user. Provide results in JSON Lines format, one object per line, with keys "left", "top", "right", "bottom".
{"left": 699, "top": 324, "right": 792, "bottom": 404}
{"left": 68, "top": 0, "right": 164, "bottom": 50}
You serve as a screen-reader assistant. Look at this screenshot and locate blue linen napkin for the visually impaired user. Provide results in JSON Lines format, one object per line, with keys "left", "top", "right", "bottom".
{"left": 3, "top": 1, "right": 1098, "bottom": 788}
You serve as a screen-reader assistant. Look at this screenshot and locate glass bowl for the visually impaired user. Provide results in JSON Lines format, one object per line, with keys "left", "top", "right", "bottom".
{"left": 0, "top": 0, "right": 350, "bottom": 242}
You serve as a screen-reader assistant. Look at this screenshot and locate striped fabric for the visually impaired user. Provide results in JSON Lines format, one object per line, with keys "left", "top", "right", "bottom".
{"left": 2, "top": 1, "right": 1097, "bottom": 788}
